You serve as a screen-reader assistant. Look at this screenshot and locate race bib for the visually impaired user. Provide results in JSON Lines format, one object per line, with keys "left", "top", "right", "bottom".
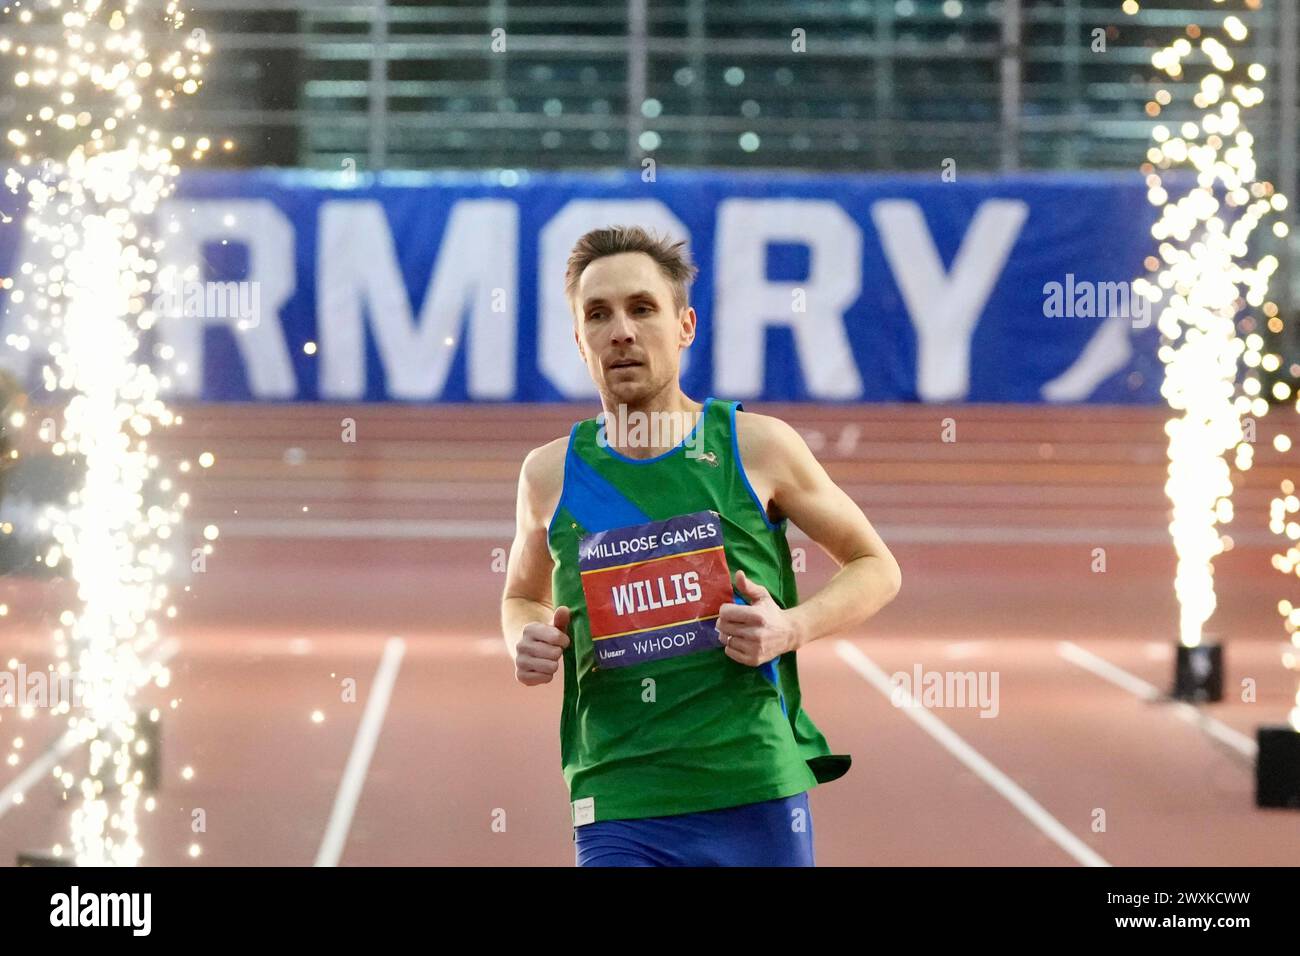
{"left": 578, "top": 510, "right": 734, "bottom": 669}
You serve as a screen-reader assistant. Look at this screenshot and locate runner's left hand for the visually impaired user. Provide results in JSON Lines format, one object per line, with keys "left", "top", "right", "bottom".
{"left": 717, "top": 570, "right": 800, "bottom": 667}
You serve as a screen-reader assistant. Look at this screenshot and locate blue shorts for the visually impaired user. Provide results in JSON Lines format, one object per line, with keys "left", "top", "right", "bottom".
{"left": 574, "top": 791, "right": 815, "bottom": 867}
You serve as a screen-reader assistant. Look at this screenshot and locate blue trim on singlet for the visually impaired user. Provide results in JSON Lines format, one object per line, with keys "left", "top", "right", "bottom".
{"left": 550, "top": 428, "right": 651, "bottom": 535}
{"left": 730, "top": 400, "right": 784, "bottom": 532}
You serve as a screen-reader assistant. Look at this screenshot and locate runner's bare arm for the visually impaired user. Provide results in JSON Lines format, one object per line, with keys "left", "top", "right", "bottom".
{"left": 735, "top": 410, "right": 901, "bottom": 650}
{"left": 501, "top": 438, "right": 570, "bottom": 679}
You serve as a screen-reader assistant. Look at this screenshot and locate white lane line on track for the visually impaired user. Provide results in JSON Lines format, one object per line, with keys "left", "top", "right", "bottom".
{"left": 835, "top": 640, "right": 1110, "bottom": 868}
{"left": 0, "top": 731, "right": 79, "bottom": 821}
{"left": 314, "top": 636, "right": 406, "bottom": 867}
{"left": 1056, "top": 641, "right": 1257, "bottom": 760}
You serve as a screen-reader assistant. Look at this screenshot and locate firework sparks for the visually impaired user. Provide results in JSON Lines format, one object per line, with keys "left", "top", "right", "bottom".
{"left": 1145, "top": 4, "right": 1300, "bottom": 730}
{"left": 1132, "top": 1, "right": 1284, "bottom": 651}
{"left": 0, "top": 0, "right": 211, "bottom": 864}
{"left": 1272, "top": 479, "right": 1300, "bottom": 730}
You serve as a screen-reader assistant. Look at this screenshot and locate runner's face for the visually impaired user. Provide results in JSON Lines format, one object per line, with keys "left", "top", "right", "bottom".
{"left": 573, "top": 252, "right": 694, "bottom": 405}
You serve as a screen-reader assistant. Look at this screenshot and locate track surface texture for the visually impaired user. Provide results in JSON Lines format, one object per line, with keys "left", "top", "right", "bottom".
{"left": 0, "top": 402, "right": 1294, "bottom": 866}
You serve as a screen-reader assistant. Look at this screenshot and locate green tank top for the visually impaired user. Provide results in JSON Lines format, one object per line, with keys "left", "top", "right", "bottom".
{"left": 546, "top": 396, "right": 851, "bottom": 824}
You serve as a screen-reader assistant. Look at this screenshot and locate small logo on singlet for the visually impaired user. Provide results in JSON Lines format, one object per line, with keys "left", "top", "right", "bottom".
{"left": 697, "top": 451, "right": 718, "bottom": 466}
{"left": 572, "top": 797, "right": 596, "bottom": 827}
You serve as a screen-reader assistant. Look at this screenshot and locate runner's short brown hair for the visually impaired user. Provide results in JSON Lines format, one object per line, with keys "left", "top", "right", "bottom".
{"left": 565, "top": 226, "right": 698, "bottom": 313}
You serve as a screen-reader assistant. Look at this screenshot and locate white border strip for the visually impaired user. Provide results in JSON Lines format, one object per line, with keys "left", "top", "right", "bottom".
{"left": 314, "top": 636, "right": 407, "bottom": 867}
{"left": 835, "top": 640, "right": 1110, "bottom": 867}
{"left": 1056, "top": 641, "right": 1257, "bottom": 759}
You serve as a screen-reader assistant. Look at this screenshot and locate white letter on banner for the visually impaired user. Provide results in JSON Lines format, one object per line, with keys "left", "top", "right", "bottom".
{"left": 871, "top": 199, "right": 1028, "bottom": 401}
{"left": 1041, "top": 314, "right": 1133, "bottom": 401}
{"left": 317, "top": 199, "right": 518, "bottom": 400}
{"left": 538, "top": 200, "right": 690, "bottom": 398}
{"left": 153, "top": 199, "right": 297, "bottom": 398}
{"left": 713, "top": 199, "right": 863, "bottom": 399}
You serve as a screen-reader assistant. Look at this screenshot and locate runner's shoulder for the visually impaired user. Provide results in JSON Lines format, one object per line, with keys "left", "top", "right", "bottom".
{"left": 732, "top": 408, "right": 805, "bottom": 466}
{"left": 519, "top": 435, "right": 569, "bottom": 513}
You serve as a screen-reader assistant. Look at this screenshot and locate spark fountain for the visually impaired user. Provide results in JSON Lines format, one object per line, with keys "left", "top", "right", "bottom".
{"left": 1233, "top": 172, "right": 1300, "bottom": 807}
{"left": 0, "top": 0, "right": 211, "bottom": 863}
{"left": 1254, "top": 378, "right": 1300, "bottom": 807}
{"left": 1132, "top": 0, "right": 1284, "bottom": 703}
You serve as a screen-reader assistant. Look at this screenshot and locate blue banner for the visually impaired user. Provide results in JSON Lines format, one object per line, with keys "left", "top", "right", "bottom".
{"left": 0, "top": 168, "right": 1167, "bottom": 403}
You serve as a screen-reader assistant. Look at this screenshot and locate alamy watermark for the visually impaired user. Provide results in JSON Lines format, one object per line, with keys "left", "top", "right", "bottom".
{"left": 1043, "top": 274, "right": 1151, "bottom": 329}
{"left": 50, "top": 886, "right": 151, "bottom": 936}
{"left": 153, "top": 276, "right": 261, "bottom": 330}
{"left": 596, "top": 404, "right": 708, "bottom": 460}
{"left": 890, "top": 665, "right": 1000, "bottom": 718}
{"left": 0, "top": 662, "right": 85, "bottom": 710}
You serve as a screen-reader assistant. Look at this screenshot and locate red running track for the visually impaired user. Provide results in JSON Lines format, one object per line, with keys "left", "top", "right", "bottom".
{"left": 0, "top": 402, "right": 1296, "bottom": 865}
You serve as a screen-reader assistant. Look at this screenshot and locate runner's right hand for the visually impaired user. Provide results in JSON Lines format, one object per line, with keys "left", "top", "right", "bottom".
{"left": 514, "top": 606, "right": 572, "bottom": 686}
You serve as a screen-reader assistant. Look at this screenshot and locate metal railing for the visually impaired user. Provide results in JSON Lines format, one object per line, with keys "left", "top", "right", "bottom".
{"left": 129, "top": 0, "right": 1287, "bottom": 189}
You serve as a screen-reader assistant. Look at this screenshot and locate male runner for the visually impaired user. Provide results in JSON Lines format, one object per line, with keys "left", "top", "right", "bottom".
{"left": 501, "top": 225, "right": 902, "bottom": 866}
